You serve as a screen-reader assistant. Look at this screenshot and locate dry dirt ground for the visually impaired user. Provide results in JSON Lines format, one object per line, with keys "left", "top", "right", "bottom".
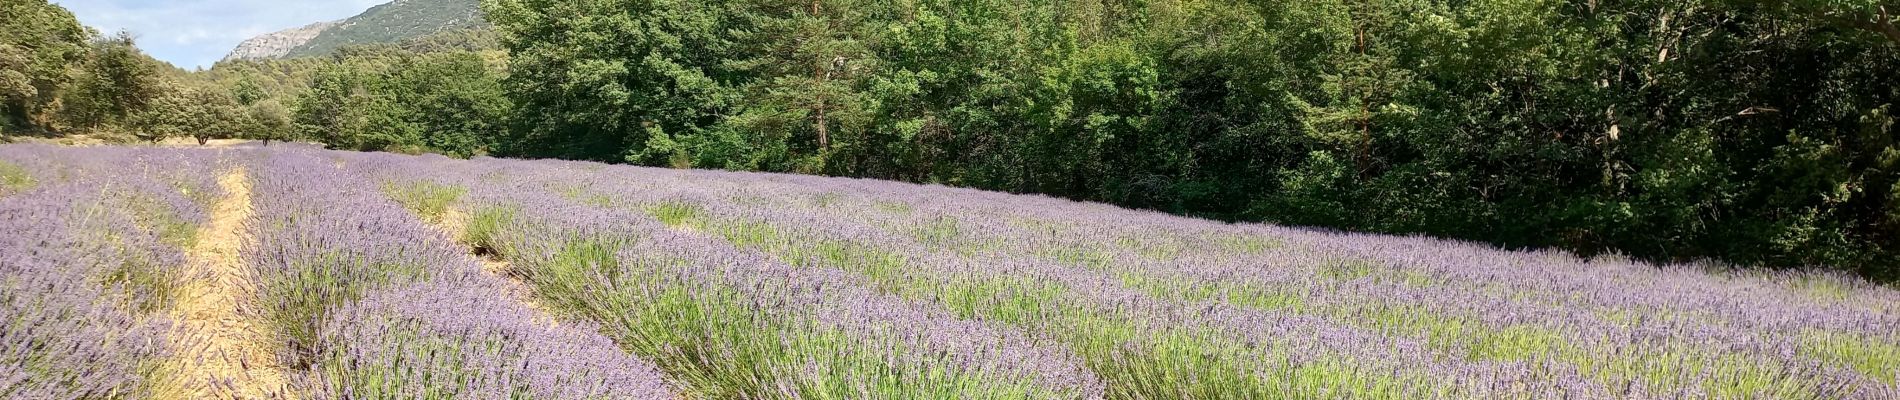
{"left": 2, "top": 135, "right": 255, "bottom": 148}
{"left": 158, "top": 138, "right": 254, "bottom": 147}
{"left": 165, "top": 167, "right": 296, "bottom": 399}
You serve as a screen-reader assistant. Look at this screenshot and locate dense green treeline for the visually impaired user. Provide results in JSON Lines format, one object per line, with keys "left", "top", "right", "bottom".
{"left": 481, "top": 0, "right": 1900, "bottom": 279}
{"left": 4, "top": 0, "right": 1898, "bottom": 279}
{"left": 204, "top": 28, "right": 508, "bottom": 155}
{"left": 1, "top": 0, "right": 89, "bottom": 132}
{"left": 2, "top": 0, "right": 308, "bottom": 145}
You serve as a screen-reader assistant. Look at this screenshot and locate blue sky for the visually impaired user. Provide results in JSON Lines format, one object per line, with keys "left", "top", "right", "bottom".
{"left": 53, "top": 0, "right": 390, "bottom": 70}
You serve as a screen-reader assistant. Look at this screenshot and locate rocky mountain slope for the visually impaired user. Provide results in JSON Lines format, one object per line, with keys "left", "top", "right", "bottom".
{"left": 222, "top": 0, "right": 483, "bottom": 61}
{"left": 223, "top": 22, "right": 337, "bottom": 61}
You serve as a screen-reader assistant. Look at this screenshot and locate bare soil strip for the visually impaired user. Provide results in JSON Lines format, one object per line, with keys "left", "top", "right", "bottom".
{"left": 167, "top": 167, "right": 295, "bottom": 399}
{"left": 440, "top": 207, "right": 557, "bottom": 323}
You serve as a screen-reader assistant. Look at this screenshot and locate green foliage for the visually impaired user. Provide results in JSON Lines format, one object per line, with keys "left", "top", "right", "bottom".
{"left": 481, "top": 0, "right": 746, "bottom": 162}
{"left": 0, "top": 160, "right": 33, "bottom": 194}
{"left": 381, "top": 180, "right": 466, "bottom": 224}
{"left": 61, "top": 33, "right": 169, "bottom": 132}
{"left": 12, "top": 0, "right": 1898, "bottom": 278}
{"left": 645, "top": 201, "right": 705, "bottom": 228}
{"left": 481, "top": 0, "right": 1900, "bottom": 279}
{"left": 288, "top": 50, "right": 508, "bottom": 156}
{"left": 460, "top": 206, "right": 515, "bottom": 254}
{"left": 5, "top": 4, "right": 254, "bottom": 140}
{"left": 246, "top": 99, "right": 294, "bottom": 144}
{"left": 0, "top": 0, "right": 92, "bottom": 133}
{"left": 134, "top": 80, "right": 246, "bottom": 144}
{"left": 1799, "top": 330, "right": 1900, "bottom": 386}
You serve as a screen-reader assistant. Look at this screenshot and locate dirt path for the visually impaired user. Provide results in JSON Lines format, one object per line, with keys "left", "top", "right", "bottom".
{"left": 166, "top": 167, "right": 295, "bottom": 399}
{"left": 440, "top": 207, "right": 556, "bottom": 323}
{"left": 158, "top": 138, "right": 253, "bottom": 148}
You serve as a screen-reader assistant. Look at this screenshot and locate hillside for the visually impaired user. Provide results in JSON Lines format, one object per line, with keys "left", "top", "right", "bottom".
{"left": 221, "top": 0, "right": 485, "bottom": 61}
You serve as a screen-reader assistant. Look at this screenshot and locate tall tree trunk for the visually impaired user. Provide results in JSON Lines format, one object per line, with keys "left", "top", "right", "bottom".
{"left": 812, "top": 0, "right": 830, "bottom": 151}
{"left": 1354, "top": 19, "right": 1373, "bottom": 175}
{"left": 816, "top": 106, "right": 830, "bottom": 150}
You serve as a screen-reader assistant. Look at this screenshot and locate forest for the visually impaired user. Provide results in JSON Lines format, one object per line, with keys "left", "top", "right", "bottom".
{"left": 4, "top": 0, "right": 1899, "bottom": 280}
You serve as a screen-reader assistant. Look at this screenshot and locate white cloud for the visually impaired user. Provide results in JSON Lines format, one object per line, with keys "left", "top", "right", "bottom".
{"left": 52, "top": 0, "right": 390, "bottom": 69}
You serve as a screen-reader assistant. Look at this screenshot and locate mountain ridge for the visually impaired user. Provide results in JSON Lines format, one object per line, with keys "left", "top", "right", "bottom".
{"left": 222, "top": 21, "right": 337, "bottom": 62}
{"left": 221, "top": 0, "right": 485, "bottom": 61}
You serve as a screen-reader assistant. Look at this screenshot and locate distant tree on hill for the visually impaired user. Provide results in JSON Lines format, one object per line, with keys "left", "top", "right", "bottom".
{"left": 62, "top": 33, "right": 165, "bottom": 131}
{"left": 232, "top": 76, "right": 266, "bottom": 106}
{"left": 293, "top": 63, "right": 384, "bottom": 149}
{"left": 136, "top": 81, "right": 244, "bottom": 145}
{"left": 247, "top": 99, "right": 293, "bottom": 146}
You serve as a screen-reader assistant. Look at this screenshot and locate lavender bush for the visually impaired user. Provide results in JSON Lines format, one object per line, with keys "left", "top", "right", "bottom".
{"left": 443, "top": 171, "right": 1106, "bottom": 399}
{"left": 447, "top": 154, "right": 1897, "bottom": 398}
{"left": 0, "top": 145, "right": 225, "bottom": 398}
{"left": 4, "top": 143, "right": 1895, "bottom": 399}
{"left": 311, "top": 278, "right": 673, "bottom": 399}
{"left": 242, "top": 149, "right": 673, "bottom": 398}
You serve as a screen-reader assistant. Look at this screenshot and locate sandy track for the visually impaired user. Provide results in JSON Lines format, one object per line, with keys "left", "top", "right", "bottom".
{"left": 166, "top": 167, "right": 296, "bottom": 399}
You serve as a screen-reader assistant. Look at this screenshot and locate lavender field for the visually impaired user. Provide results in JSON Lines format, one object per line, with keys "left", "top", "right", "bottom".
{"left": 2, "top": 143, "right": 1897, "bottom": 400}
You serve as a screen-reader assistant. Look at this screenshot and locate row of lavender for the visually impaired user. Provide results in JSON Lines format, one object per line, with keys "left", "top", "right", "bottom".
{"left": 239, "top": 149, "right": 672, "bottom": 398}
{"left": 1, "top": 144, "right": 676, "bottom": 399}
{"left": 346, "top": 154, "right": 1108, "bottom": 398}
{"left": 447, "top": 159, "right": 1600, "bottom": 397}
{"left": 9, "top": 143, "right": 1893, "bottom": 398}
{"left": 714, "top": 171, "right": 1896, "bottom": 397}
{"left": 350, "top": 149, "right": 1897, "bottom": 399}
{"left": 0, "top": 144, "right": 221, "bottom": 398}
{"left": 602, "top": 164, "right": 1900, "bottom": 398}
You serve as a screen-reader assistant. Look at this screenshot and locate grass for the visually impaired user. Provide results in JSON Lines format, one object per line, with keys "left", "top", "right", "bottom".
{"left": 1114, "top": 236, "right": 1187, "bottom": 260}
{"left": 555, "top": 184, "right": 615, "bottom": 208}
{"left": 1567, "top": 341, "right": 1824, "bottom": 399}
{"left": 381, "top": 180, "right": 466, "bottom": 224}
{"left": 461, "top": 206, "right": 516, "bottom": 254}
{"left": 909, "top": 216, "right": 962, "bottom": 246}
{"left": 645, "top": 201, "right": 705, "bottom": 228}
{"left": 0, "top": 160, "right": 35, "bottom": 194}
{"left": 95, "top": 248, "right": 179, "bottom": 313}
{"left": 1799, "top": 330, "right": 1900, "bottom": 386}
{"left": 1787, "top": 273, "right": 1859, "bottom": 302}
{"left": 874, "top": 200, "right": 913, "bottom": 214}
{"left": 1212, "top": 234, "right": 1282, "bottom": 254}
